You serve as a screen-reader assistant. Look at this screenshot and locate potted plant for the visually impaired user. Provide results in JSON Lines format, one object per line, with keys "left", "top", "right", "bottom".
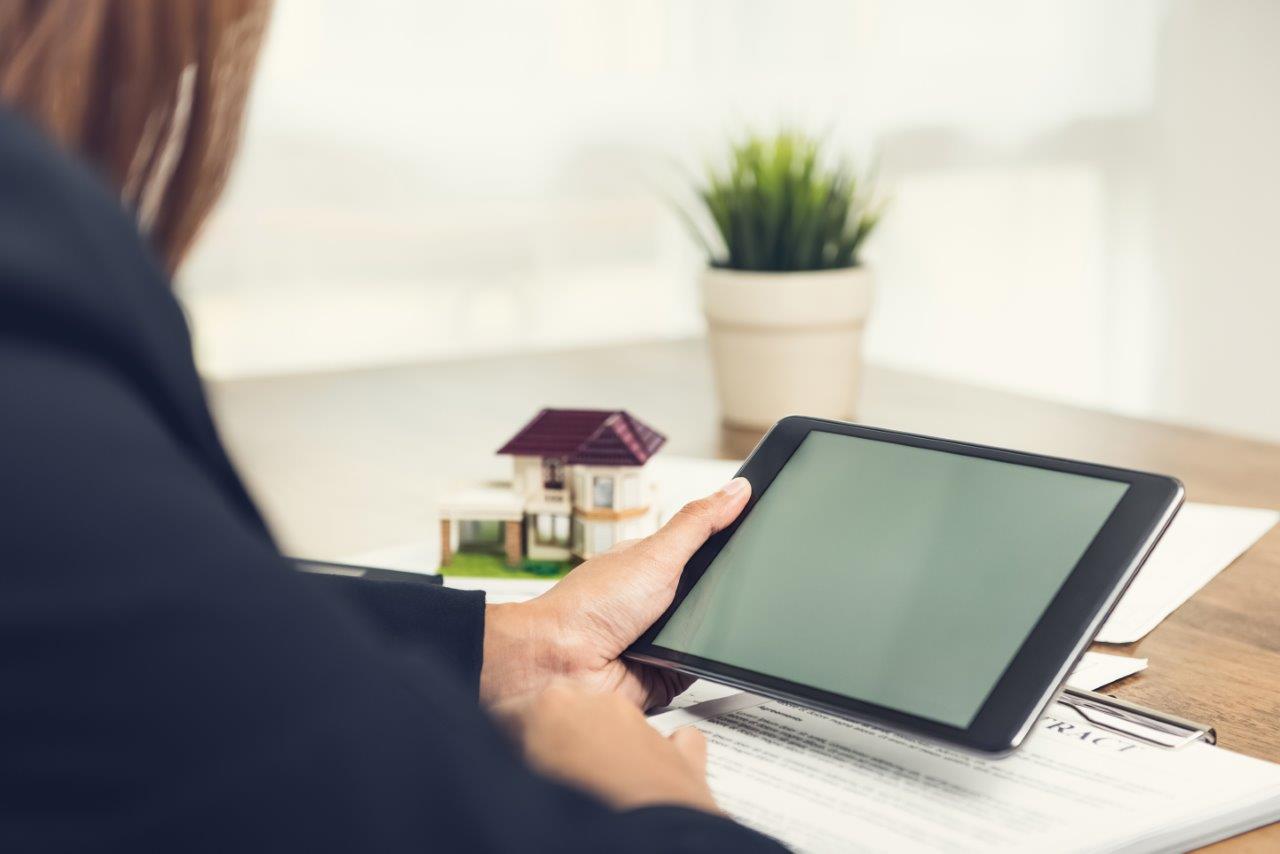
{"left": 679, "top": 131, "right": 883, "bottom": 433}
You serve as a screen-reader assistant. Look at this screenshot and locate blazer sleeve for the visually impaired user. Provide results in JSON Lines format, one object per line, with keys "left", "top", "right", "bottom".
{"left": 299, "top": 573, "right": 487, "bottom": 692}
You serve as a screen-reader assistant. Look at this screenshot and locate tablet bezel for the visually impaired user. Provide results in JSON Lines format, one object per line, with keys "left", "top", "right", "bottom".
{"left": 627, "top": 416, "right": 1183, "bottom": 755}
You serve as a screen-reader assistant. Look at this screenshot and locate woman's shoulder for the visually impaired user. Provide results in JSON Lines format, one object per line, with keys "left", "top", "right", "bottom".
{"left": 0, "top": 106, "right": 167, "bottom": 296}
{"left": 0, "top": 106, "right": 251, "bottom": 515}
{"left": 0, "top": 107, "right": 128, "bottom": 204}
{"left": 0, "top": 105, "right": 195, "bottom": 373}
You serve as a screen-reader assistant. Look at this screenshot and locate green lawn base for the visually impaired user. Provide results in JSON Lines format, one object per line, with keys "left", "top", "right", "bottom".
{"left": 441, "top": 551, "right": 575, "bottom": 580}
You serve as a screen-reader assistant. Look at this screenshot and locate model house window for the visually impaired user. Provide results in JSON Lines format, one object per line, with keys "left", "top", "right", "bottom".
{"left": 593, "top": 476, "right": 614, "bottom": 508}
{"left": 572, "top": 518, "right": 584, "bottom": 553}
{"left": 534, "top": 513, "right": 569, "bottom": 546}
{"left": 542, "top": 457, "right": 565, "bottom": 489}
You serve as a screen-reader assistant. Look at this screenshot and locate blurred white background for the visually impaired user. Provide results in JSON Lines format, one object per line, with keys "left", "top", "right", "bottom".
{"left": 179, "top": 0, "right": 1280, "bottom": 442}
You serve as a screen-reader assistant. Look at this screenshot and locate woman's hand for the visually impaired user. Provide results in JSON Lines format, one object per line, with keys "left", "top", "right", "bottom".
{"left": 480, "top": 477, "right": 751, "bottom": 709}
{"left": 492, "top": 680, "right": 718, "bottom": 813}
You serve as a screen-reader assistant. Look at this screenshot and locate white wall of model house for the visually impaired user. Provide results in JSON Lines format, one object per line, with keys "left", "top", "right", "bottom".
{"left": 570, "top": 465, "right": 657, "bottom": 559}
{"left": 512, "top": 456, "right": 656, "bottom": 560}
{"left": 512, "top": 456, "right": 570, "bottom": 561}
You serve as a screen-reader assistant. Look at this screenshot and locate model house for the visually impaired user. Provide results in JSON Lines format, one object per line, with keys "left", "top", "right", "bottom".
{"left": 438, "top": 408, "right": 666, "bottom": 571}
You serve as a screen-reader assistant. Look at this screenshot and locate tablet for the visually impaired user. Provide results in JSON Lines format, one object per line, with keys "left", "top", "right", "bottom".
{"left": 627, "top": 417, "right": 1183, "bottom": 755}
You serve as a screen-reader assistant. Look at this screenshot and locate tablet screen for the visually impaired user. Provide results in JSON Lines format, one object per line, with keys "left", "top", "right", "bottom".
{"left": 654, "top": 431, "right": 1129, "bottom": 728}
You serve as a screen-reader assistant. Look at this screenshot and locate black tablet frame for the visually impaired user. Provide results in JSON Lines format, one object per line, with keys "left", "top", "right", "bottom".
{"left": 626, "top": 416, "right": 1183, "bottom": 755}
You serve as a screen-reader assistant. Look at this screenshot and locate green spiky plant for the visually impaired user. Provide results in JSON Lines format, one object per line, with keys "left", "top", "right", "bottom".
{"left": 680, "top": 131, "right": 882, "bottom": 272}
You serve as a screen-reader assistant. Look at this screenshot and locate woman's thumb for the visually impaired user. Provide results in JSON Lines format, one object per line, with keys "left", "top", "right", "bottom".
{"left": 642, "top": 478, "right": 751, "bottom": 562}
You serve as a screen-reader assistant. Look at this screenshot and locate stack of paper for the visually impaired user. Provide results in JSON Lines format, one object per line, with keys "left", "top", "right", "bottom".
{"left": 1094, "top": 502, "right": 1278, "bottom": 642}
{"left": 1063, "top": 650, "right": 1147, "bottom": 689}
{"left": 647, "top": 690, "right": 1280, "bottom": 852}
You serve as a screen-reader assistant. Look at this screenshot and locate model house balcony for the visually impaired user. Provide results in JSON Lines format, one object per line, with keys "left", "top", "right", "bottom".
{"left": 527, "top": 489, "right": 570, "bottom": 514}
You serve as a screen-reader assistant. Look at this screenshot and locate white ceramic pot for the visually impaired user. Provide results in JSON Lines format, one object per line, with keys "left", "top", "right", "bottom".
{"left": 700, "top": 266, "right": 874, "bottom": 431}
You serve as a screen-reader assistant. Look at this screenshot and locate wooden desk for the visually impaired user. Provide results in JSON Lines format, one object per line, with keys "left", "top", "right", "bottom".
{"left": 210, "top": 338, "right": 1280, "bottom": 850}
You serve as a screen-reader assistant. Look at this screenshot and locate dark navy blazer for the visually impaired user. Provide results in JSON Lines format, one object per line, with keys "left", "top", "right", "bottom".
{"left": 0, "top": 108, "right": 782, "bottom": 853}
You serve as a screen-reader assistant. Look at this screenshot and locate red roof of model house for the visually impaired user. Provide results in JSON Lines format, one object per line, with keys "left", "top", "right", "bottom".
{"left": 497, "top": 409, "right": 667, "bottom": 466}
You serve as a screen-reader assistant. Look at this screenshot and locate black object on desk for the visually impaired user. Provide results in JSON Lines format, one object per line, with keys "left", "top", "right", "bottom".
{"left": 290, "top": 558, "right": 445, "bottom": 586}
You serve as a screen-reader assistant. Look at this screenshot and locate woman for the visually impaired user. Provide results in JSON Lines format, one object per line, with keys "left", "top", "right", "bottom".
{"left": 0, "top": 2, "right": 782, "bottom": 851}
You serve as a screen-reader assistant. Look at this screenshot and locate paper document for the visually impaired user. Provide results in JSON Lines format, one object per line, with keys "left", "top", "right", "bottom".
{"left": 1064, "top": 651, "right": 1146, "bottom": 689}
{"left": 649, "top": 679, "right": 752, "bottom": 715}
{"left": 649, "top": 694, "right": 1280, "bottom": 852}
{"left": 432, "top": 574, "right": 557, "bottom": 604}
{"left": 346, "top": 539, "right": 444, "bottom": 574}
{"left": 1094, "top": 502, "right": 1278, "bottom": 643}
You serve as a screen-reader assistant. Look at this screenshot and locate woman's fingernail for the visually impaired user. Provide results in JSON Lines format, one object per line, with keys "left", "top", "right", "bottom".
{"left": 718, "top": 477, "right": 749, "bottom": 497}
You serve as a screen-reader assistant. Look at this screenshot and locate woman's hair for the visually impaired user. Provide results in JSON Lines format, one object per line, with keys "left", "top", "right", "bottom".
{"left": 0, "top": 0, "right": 271, "bottom": 271}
